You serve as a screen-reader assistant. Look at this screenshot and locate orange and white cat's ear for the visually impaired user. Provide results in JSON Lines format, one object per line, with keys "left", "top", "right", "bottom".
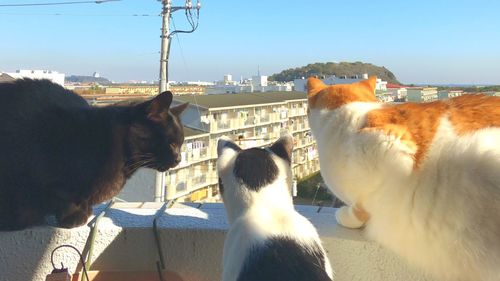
{"left": 307, "top": 77, "right": 327, "bottom": 97}
{"left": 361, "top": 76, "right": 377, "bottom": 94}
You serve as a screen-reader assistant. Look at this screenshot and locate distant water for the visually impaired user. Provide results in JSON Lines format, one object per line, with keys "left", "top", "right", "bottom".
{"left": 414, "top": 83, "right": 496, "bottom": 87}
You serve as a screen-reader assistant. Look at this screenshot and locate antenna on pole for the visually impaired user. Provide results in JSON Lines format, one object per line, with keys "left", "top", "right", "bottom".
{"left": 155, "top": 0, "right": 201, "bottom": 202}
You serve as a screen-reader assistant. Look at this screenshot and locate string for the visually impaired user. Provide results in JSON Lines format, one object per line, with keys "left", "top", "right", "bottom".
{"left": 50, "top": 244, "right": 90, "bottom": 280}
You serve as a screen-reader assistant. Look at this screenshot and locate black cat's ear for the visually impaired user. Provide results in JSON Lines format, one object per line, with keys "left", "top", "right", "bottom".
{"left": 217, "top": 136, "right": 241, "bottom": 157}
{"left": 269, "top": 134, "right": 294, "bottom": 164}
{"left": 147, "top": 91, "right": 173, "bottom": 122}
{"left": 171, "top": 102, "right": 189, "bottom": 116}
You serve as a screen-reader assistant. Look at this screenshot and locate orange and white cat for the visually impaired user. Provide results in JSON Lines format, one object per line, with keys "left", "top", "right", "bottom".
{"left": 307, "top": 76, "right": 500, "bottom": 281}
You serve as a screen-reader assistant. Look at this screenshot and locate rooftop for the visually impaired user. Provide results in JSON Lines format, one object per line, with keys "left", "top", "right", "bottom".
{"left": 386, "top": 83, "right": 407, "bottom": 89}
{"left": 183, "top": 126, "right": 209, "bottom": 138}
{"left": 0, "top": 73, "right": 15, "bottom": 83}
{"left": 173, "top": 91, "right": 307, "bottom": 109}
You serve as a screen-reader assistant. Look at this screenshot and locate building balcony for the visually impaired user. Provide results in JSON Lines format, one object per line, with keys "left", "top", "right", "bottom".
{"left": 171, "top": 173, "right": 212, "bottom": 194}
{"left": 289, "top": 108, "right": 307, "bottom": 117}
{"left": 256, "top": 115, "right": 270, "bottom": 123}
{"left": 243, "top": 116, "right": 255, "bottom": 126}
{"left": 186, "top": 147, "right": 209, "bottom": 163}
{"left": 291, "top": 122, "right": 310, "bottom": 133}
{"left": 0, "top": 202, "right": 432, "bottom": 281}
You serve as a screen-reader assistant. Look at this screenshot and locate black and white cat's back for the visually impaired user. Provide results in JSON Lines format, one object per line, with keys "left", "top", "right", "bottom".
{"left": 238, "top": 236, "right": 332, "bottom": 281}
{"left": 217, "top": 135, "right": 333, "bottom": 281}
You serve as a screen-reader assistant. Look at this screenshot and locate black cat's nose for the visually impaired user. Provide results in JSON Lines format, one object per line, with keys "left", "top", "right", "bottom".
{"left": 174, "top": 154, "right": 181, "bottom": 164}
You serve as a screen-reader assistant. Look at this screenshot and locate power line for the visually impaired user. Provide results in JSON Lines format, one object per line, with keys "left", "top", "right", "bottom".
{"left": 0, "top": 0, "right": 120, "bottom": 7}
{"left": 0, "top": 12, "right": 158, "bottom": 17}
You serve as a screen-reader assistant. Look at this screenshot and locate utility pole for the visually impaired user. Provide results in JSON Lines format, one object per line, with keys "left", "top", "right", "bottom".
{"left": 155, "top": 0, "right": 201, "bottom": 202}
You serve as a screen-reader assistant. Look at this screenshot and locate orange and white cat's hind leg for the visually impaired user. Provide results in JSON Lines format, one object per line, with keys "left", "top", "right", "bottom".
{"left": 335, "top": 204, "right": 369, "bottom": 229}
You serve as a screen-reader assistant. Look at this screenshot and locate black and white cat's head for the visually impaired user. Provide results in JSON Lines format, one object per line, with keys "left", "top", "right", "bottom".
{"left": 216, "top": 135, "right": 294, "bottom": 223}
{"left": 126, "top": 91, "right": 189, "bottom": 173}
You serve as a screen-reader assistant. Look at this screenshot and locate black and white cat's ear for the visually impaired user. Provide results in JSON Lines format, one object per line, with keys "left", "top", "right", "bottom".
{"left": 269, "top": 134, "right": 294, "bottom": 164}
{"left": 217, "top": 136, "right": 241, "bottom": 157}
{"left": 170, "top": 102, "right": 189, "bottom": 116}
{"left": 147, "top": 91, "right": 173, "bottom": 122}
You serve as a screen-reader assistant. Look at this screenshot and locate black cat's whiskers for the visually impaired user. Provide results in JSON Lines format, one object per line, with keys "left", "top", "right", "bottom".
{"left": 125, "top": 158, "right": 155, "bottom": 171}
{"left": 124, "top": 153, "right": 156, "bottom": 172}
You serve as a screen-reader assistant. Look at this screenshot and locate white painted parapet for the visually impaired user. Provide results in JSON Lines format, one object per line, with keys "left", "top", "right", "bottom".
{"left": 0, "top": 203, "right": 433, "bottom": 281}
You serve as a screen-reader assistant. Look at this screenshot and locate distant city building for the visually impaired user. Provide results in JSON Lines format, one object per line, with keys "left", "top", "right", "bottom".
{"left": 376, "top": 91, "right": 396, "bottom": 103}
{"left": 293, "top": 74, "right": 387, "bottom": 92}
{"left": 223, "top": 74, "right": 233, "bottom": 84}
{"left": 407, "top": 87, "right": 438, "bottom": 103}
{"left": 251, "top": 75, "right": 268, "bottom": 87}
{"left": 105, "top": 85, "right": 158, "bottom": 95}
{"left": 438, "top": 90, "right": 463, "bottom": 100}
{"left": 6, "top": 69, "right": 65, "bottom": 86}
{"left": 386, "top": 83, "right": 408, "bottom": 102}
{"left": 93, "top": 72, "right": 100, "bottom": 78}
{"left": 104, "top": 85, "right": 205, "bottom": 96}
{"left": 485, "top": 91, "right": 500, "bottom": 97}
{"left": 175, "top": 81, "right": 215, "bottom": 86}
{"left": 207, "top": 74, "right": 292, "bottom": 94}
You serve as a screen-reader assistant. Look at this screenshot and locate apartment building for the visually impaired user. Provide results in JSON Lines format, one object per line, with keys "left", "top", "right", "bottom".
{"left": 164, "top": 127, "right": 214, "bottom": 202}
{"left": 438, "top": 90, "right": 463, "bottom": 100}
{"left": 386, "top": 84, "right": 408, "bottom": 102}
{"left": 6, "top": 69, "right": 65, "bottom": 86}
{"left": 407, "top": 87, "right": 438, "bottom": 102}
{"left": 104, "top": 85, "right": 204, "bottom": 95}
{"left": 205, "top": 75, "right": 293, "bottom": 94}
{"left": 162, "top": 91, "right": 319, "bottom": 202}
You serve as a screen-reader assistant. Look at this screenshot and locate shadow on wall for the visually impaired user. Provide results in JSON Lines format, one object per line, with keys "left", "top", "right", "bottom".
{"left": 84, "top": 207, "right": 226, "bottom": 281}
{"left": 0, "top": 218, "right": 89, "bottom": 281}
{"left": 0, "top": 204, "right": 226, "bottom": 281}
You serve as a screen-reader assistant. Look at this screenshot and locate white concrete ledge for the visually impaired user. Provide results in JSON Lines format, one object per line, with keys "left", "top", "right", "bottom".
{"left": 0, "top": 203, "right": 433, "bottom": 281}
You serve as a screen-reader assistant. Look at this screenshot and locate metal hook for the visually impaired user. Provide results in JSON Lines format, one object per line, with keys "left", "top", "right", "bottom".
{"left": 153, "top": 199, "right": 177, "bottom": 281}
{"left": 51, "top": 244, "right": 90, "bottom": 281}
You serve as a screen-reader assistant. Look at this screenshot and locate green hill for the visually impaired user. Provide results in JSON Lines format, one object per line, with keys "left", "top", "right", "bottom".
{"left": 66, "top": 75, "right": 112, "bottom": 85}
{"left": 269, "top": 62, "right": 400, "bottom": 84}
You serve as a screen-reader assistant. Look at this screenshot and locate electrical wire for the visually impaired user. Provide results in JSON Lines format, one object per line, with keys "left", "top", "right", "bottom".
{"left": 0, "top": 0, "right": 120, "bottom": 7}
{"left": 0, "top": 12, "right": 159, "bottom": 17}
{"left": 169, "top": 9, "right": 203, "bottom": 127}
{"left": 171, "top": 17, "right": 189, "bottom": 73}
{"left": 168, "top": 3, "right": 199, "bottom": 38}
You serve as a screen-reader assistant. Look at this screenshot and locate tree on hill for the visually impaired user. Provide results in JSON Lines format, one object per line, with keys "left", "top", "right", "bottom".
{"left": 269, "top": 61, "right": 400, "bottom": 84}
{"left": 66, "top": 75, "right": 112, "bottom": 85}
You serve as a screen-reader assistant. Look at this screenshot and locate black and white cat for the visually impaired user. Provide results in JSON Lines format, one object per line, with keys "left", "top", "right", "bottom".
{"left": 217, "top": 135, "right": 333, "bottom": 281}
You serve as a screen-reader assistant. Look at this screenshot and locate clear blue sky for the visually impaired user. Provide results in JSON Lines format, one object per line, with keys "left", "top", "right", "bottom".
{"left": 1, "top": 0, "right": 499, "bottom": 84}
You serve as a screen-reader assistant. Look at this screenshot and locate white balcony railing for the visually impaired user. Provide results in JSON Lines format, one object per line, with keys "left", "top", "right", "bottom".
{"left": 0, "top": 203, "right": 433, "bottom": 281}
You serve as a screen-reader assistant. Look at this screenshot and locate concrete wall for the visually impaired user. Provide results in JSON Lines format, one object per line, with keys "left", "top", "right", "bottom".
{"left": 0, "top": 203, "right": 434, "bottom": 281}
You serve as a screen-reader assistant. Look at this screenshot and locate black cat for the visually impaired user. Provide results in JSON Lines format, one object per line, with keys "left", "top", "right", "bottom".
{"left": 0, "top": 79, "right": 188, "bottom": 230}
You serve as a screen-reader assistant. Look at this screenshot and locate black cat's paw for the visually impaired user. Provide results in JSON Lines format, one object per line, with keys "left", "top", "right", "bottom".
{"left": 57, "top": 211, "right": 90, "bottom": 229}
